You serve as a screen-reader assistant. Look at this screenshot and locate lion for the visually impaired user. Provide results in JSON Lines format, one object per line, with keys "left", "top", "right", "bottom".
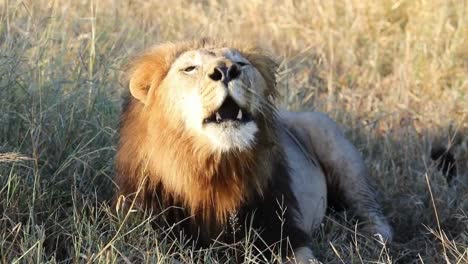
{"left": 115, "top": 39, "right": 392, "bottom": 263}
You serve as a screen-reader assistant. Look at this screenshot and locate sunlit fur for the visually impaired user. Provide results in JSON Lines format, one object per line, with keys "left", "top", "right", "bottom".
{"left": 116, "top": 39, "right": 279, "bottom": 224}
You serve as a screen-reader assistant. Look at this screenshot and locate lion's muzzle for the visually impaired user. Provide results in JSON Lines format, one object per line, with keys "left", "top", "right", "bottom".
{"left": 207, "top": 61, "right": 241, "bottom": 87}
{"left": 203, "top": 96, "right": 253, "bottom": 125}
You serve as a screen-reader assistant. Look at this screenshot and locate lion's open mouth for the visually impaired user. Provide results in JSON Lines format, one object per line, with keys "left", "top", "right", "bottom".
{"left": 203, "top": 96, "right": 253, "bottom": 124}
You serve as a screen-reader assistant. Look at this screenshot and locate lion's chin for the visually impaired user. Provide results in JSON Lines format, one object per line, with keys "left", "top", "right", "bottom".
{"left": 203, "top": 121, "right": 258, "bottom": 152}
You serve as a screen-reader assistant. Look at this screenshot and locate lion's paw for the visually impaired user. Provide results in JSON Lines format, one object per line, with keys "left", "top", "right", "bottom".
{"left": 363, "top": 218, "right": 393, "bottom": 243}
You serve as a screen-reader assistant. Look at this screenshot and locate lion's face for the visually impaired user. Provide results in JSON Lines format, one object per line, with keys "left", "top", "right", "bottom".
{"left": 129, "top": 43, "right": 277, "bottom": 154}
{"left": 162, "top": 48, "right": 268, "bottom": 151}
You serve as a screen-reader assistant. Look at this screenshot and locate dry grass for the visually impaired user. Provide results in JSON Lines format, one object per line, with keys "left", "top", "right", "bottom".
{"left": 0, "top": 0, "right": 467, "bottom": 263}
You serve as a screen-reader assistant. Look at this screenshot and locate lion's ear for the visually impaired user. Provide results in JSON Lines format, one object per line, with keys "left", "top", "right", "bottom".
{"left": 128, "top": 46, "right": 173, "bottom": 104}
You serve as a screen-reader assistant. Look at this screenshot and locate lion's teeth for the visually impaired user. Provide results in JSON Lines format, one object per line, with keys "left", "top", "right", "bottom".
{"left": 237, "top": 109, "right": 243, "bottom": 120}
{"left": 216, "top": 112, "right": 222, "bottom": 122}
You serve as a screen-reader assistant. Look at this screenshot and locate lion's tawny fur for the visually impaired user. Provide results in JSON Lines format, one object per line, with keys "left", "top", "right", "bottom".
{"left": 116, "top": 40, "right": 279, "bottom": 225}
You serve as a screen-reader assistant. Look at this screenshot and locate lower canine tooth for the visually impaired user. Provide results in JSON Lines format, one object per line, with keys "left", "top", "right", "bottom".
{"left": 237, "top": 109, "right": 243, "bottom": 120}
{"left": 216, "top": 112, "right": 222, "bottom": 122}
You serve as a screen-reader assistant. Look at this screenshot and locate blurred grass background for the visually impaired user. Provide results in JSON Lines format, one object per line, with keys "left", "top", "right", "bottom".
{"left": 0, "top": 0, "right": 467, "bottom": 263}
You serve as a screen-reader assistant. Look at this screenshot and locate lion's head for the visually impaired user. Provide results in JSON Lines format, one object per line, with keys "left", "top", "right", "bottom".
{"left": 117, "top": 40, "right": 280, "bottom": 223}
{"left": 128, "top": 40, "right": 277, "bottom": 152}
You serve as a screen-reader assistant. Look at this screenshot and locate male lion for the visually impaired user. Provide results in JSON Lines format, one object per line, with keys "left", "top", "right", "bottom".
{"left": 115, "top": 40, "right": 392, "bottom": 263}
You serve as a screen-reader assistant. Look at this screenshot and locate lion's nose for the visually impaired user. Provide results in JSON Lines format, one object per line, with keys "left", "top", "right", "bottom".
{"left": 208, "top": 64, "right": 240, "bottom": 84}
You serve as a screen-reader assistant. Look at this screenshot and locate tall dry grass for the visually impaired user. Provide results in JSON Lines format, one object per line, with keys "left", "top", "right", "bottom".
{"left": 0, "top": 0, "right": 466, "bottom": 263}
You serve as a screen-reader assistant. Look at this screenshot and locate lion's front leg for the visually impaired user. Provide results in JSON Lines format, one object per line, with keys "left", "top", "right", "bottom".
{"left": 284, "top": 246, "right": 322, "bottom": 264}
{"left": 280, "top": 111, "right": 393, "bottom": 242}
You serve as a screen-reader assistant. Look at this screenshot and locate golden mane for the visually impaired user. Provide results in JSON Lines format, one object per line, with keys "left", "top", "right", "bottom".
{"left": 116, "top": 40, "right": 280, "bottom": 228}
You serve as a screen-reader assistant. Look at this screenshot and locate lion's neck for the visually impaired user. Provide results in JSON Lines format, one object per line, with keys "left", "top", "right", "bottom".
{"left": 156, "top": 140, "right": 274, "bottom": 225}
{"left": 118, "top": 99, "right": 278, "bottom": 225}
{"left": 146, "top": 120, "right": 276, "bottom": 226}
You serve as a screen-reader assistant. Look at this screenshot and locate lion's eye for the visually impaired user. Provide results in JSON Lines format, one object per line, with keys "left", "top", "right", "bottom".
{"left": 236, "top": 61, "right": 249, "bottom": 67}
{"left": 182, "top": 66, "right": 197, "bottom": 73}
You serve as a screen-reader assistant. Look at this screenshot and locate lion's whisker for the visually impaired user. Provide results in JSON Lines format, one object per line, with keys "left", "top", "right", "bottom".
{"left": 242, "top": 86, "right": 279, "bottom": 119}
